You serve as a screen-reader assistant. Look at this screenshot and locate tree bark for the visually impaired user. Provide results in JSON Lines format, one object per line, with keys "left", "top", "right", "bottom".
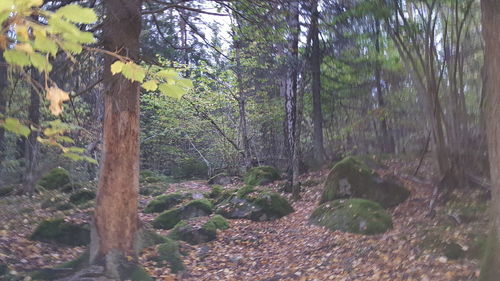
{"left": 480, "top": 0, "right": 500, "bottom": 279}
{"left": 23, "top": 70, "right": 40, "bottom": 195}
{"left": 310, "top": 0, "right": 326, "bottom": 165}
{"left": 0, "top": 51, "right": 6, "bottom": 165}
{"left": 235, "top": 39, "right": 251, "bottom": 170}
{"left": 89, "top": 0, "right": 143, "bottom": 279}
{"left": 283, "top": 0, "right": 300, "bottom": 199}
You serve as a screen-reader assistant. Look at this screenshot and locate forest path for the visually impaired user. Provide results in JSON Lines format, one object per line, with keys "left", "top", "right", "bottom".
{"left": 161, "top": 163, "right": 480, "bottom": 281}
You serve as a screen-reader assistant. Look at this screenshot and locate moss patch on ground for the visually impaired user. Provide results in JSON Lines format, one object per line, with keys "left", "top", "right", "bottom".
{"left": 144, "top": 193, "right": 184, "bottom": 213}
{"left": 38, "top": 168, "right": 70, "bottom": 190}
{"left": 157, "top": 238, "right": 185, "bottom": 273}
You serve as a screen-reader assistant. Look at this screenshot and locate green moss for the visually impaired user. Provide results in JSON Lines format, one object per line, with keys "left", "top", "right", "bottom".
{"left": 236, "top": 185, "right": 255, "bottom": 198}
{"left": 184, "top": 199, "right": 213, "bottom": 214}
{"left": 444, "top": 242, "right": 465, "bottom": 260}
{"left": 310, "top": 198, "right": 393, "bottom": 235}
{"left": 320, "top": 157, "right": 409, "bottom": 208}
{"left": 169, "top": 220, "right": 216, "bottom": 245}
{"left": 30, "top": 219, "right": 90, "bottom": 246}
{"left": 0, "top": 185, "right": 15, "bottom": 197}
{"left": 208, "top": 185, "right": 223, "bottom": 199}
{"left": 38, "top": 168, "right": 70, "bottom": 190}
{"left": 41, "top": 196, "right": 65, "bottom": 209}
{"left": 213, "top": 189, "right": 236, "bottom": 206}
{"left": 207, "top": 215, "right": 229, "bottom": 230}
{"left": 153, "top": 208, "right": 182, "bottom": 230}
{"left": 250, "top": 192, "right": 294, "bottom": 219}
{"left": 69, "top": 189, "right": 95, "bottom": 205}
{"left": 158, "top": 238, "right": 185, "bottom": 273}
{"left": 144, "top": 193, "right": 183, "bottom": 213}
{"left": 130, "top": 265, "right": 154, "bottom": 281}
{"left": 244, "top": 166, "right": 280, "bottom": 186}
{"left": 31, "top": 251, "right": 89, "bottom": 280}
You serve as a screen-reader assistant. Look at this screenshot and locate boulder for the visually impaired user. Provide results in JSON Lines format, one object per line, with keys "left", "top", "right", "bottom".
{"left": 69, "top": 189, "right": 95, "bottom": 205}
{"left": 208, "top": 173, "right": 233, "bottom": 185}
{"left": 152, "top": 199, "right": 213, "bottom": 230}
{"left": 38, "top": 167, "right": 70, "bottom": 190}
{"left": 169, "top": 215, "right": 229, "bottom": 245}
{"left": 30, "top": 219, "right": 90, "bottom": 246}
{"left": 215, "top": 188, "right": 294, "bottom": 221}
{"left": 207, "top": 185, "right": 223, "bottom": 199}
{"left": 309, "top": 198, "right": 392, "bottom": 235}
{"left": 144, "top": 193, "right": 184, "bottom": 213}
{"left": 320, "top": 157, "right": 409, "bottom": 208}
{"left": 244, "top": 166, "right": 280, "bottom": 186}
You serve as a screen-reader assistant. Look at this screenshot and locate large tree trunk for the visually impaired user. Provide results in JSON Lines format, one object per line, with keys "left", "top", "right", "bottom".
{"left": 89, "top": 0, "right": 143, "bottom": 279}
{"left": 310, "top": 0, "right": 326, "bottom": 165}
{"left": 23, "top": 70, "right": 40, "bottom": 195}
{"left": 480, "top": 0, "right": 500, "bottom": 279}
{"left": 283, "top": 0, "right": 300, "bottom": 199}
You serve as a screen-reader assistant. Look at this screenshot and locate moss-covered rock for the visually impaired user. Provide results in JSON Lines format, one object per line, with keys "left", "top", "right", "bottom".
{"left": 444, "top": 242, "right": 465, "bottom": 260}
{"left": 30, "top": 219, "right": 90, "bottom": 246}
{"left": 38, "top": 168, "right": 70, "bottom": 190}
{"left": 208, "top": 173, "right": 233, "bottom": 185}
{"left": 140, "top": 169, "right": 169, "bottom": 184}
{"left": 144, "top": 193, "right": 184, "bottom": 213}
{"left": 207, "top": 185, "right": 223, "bottom": 199}
{"left": 236, "top": 185, "right": 255, "bottom": 198}
{"left": 309, "top": 198, "right": 393, "bottom": 235}
{"left": 244, "top": 166, "right": 280, "bottom": 186}
{"left": 320, "top": 157, "right": 409, "bottom": 208}
{"left": 152, "top": 199, "right": 213, "bottom": 230}
{"left": 157, "top": 238, "right": 185, "bottom": 273}
{"left": 249, "top": 192, "right": 294, "bottom": 220}
{"left": 216, "top": 190, "right": 293, "bottom": 221}
{"left": 169, "top": 215, "right": 228, "bottom": 245}
{"left": 69, "top": 189, "right": 95, "bottom": 205}
{"left": 31, "top": 251, "right": 89, "bottom": 280}
{"left": 0, "top": 185, "right": 15, "bottom": 197}
{"left": 139, "top": 183, "right": 168, "bottom": 196}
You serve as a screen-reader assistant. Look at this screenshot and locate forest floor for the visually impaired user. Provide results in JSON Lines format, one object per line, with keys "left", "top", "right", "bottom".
{"left": 0, "top": 157, "right": 487, "bottom": 281}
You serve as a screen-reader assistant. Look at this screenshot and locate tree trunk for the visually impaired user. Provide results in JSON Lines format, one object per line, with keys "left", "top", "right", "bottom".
{"left": 235, "top": 39, "right": 251, "bottom": 170}
{"left": 89, "top": 0, "right": 143, "bottom": 279}
{"left": 23, "top": 70, "right": 40, "bottom": 195}
{"left": 310, "top": 0, "right": 326, "bottom": 165}
{"left": 0, "top": 51, "right": 6, "bottom": 165}
{"left": 283, "top": 0, "right": 300, "bottom": 199}
{"left": 374, "top": 20, "right": 395, "bottom": 154}
{"left": 480, "top": 1, "right": 500, "bottom": 279}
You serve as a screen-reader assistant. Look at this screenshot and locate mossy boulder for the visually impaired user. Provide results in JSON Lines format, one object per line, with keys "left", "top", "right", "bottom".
{"left": 0, "top": 185, "right": 15, "bottom": 197}
{"left": 69, "top": 189, "right": 95, "bottom": 205}
{"left": 157, "top": 238, "right": 185, "bottom": 273}
{"left": 169, "top": 215, "right": 229, "bottom": 245}
{"left": 60, "top": 182, "right": 85, "bottom": 194}
{"left": 207, "top": 185, "right": 223, "bottom": 199}
{"left": 30, "top": 219, "right": 90, "bottom": 246}
{"left": 320, "top": 157, "right": 409, "bottom": 208}
{"left": 152, "top": 199, "right": 213, "bottom": 230}
{"left": 38, "top": 168, "right": 70, "bottom": 190}
{"left": 443, "top": 242, "right": 465, "bottom": 260}
{"left": 208, "top": 173, "right": 233, "bottom": 185}
{"left": 244, "top": 166, "right": 280, "bottom": 186}
{"left": 216, "top": 189, "right": 293, "bottom": 221}
{"left": 31, "top": 251, "right": 89, "bottom": 280}
{"left": 309, "top": 198, "right": 393, "bottom": 235}
{"left": 140, "top": 169, "right": 168, "bottom": 184}
{"left": 144, "top": 193, "right": 184, "bottom": 213}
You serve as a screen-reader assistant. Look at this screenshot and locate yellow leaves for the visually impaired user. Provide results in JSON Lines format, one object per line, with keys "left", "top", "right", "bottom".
{"left": 0, "top": 117, "right": 30, "bottom": 137}
{"left": 45, "top": 86, "right": 70, "bottom": 116}
{"left": 54, "top": 4, "right": 98, "bottom": 24}
{"left": 111, "top": 61, "right": 125, "bottom": 75}
{"left": 142, "top": 80, "right": 158, "bottom": 91}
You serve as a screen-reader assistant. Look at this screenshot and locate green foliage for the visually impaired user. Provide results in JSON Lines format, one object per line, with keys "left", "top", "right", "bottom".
{"left": 244, "top": 166, "right": 281, "bottom": 186}
{"left": 157, "top": 238, "right": 185, "bottom": 273}
{"left": 172, "top": 157, "right": 208, "bottom": 179}
{"left": 130, "top": 265, "right": 154, "bottom": 281}
{"left": 310, "top": 199, "right": 393, "bottom": 235}
{"left": 30, "top": 218, "right": 90, "bottom": 246}
{"left": 144, "top": 193, "right": 184, "bottom": 213}
{"left": 38, "top": 167, "right": 70, "bottom": 190}
{"left": 1, "top": 118, "right": 30, "bottom": 137}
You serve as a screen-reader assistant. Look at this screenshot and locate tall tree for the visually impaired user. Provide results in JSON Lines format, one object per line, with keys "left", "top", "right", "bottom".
{"left": 23, "top": 71, "right": 40, "bottom": 194}
{"left": 282, "top": 0, "right": 300, "bottom": 199}
{"left": 89, "top": 0, "right": 143, "bottom": 278}
{"left": 0, "top": 52, "right": 6, "bottom": 165}
{"left": 309, "top": 0, "right": 326, "bottom": 164}
{"left": 480, "top": 0, "right": 500, "bottom": 279}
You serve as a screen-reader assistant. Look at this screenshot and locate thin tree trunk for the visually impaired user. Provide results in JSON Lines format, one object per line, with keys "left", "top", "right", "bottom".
{"left": 374, "top": 20, "right": 395, "bottom": 154}
{"left": 235, "top": 40, "right": 251, "bottom": 170}
{"left": 310, "top": 0, "right": 326, "bottom": 165}
{"left": 283, "top": 0, "right": 300, "bottom": 199}
{"left": 0, "top": 51, "right": 7, "bottom": 165}
{"left": 89, "top": 0, "right": 143, "bottom": 279}
{"left": 480, "top": 0, "right": 500, "bottom": 279}
{"left": 23, "top": 70, "right": 40, "bottom": 195}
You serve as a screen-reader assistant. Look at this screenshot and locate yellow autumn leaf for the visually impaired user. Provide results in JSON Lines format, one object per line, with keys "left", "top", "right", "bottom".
{"left": 46, "top": 86, "right": 70, "bottom": 115}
